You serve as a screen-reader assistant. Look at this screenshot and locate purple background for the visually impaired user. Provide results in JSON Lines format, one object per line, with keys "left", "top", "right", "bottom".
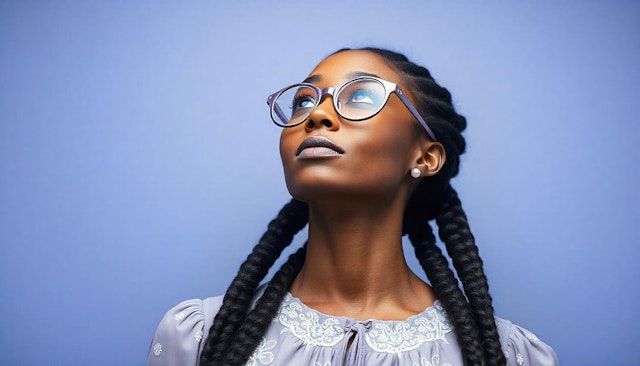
{"left": 1, "top": 2, "right": 638, "bottom": 365}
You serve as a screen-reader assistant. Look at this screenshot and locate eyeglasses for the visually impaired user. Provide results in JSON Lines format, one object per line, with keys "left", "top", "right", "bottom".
{"left": 266, "top": 76, "right": 437, "bottom": 141}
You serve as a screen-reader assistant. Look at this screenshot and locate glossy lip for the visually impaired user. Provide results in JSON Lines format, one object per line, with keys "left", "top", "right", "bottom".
{"left": 296, "top": 136, "right": 345, "bottom": 157}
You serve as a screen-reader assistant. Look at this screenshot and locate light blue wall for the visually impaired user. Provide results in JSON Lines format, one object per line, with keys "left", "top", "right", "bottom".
{"left": 1, "top": 2, "right": 638, "bottom": 365}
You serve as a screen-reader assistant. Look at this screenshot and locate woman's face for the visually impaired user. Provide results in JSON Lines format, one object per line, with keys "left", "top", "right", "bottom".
{"left": 279, "top": 50, "right": 428, "bottom": 205}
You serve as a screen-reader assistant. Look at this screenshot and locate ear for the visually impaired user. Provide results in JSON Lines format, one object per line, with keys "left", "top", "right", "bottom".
{"left": 414, "top": 141, "right": 445, "bottom": 177}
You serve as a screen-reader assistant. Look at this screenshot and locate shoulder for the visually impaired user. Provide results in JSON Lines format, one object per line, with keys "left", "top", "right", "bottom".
{"left": 146, "top": 296, "right": 223, "bottom": 366}
{"left": 495, "top": 317, "right": 560, "bottom": 366}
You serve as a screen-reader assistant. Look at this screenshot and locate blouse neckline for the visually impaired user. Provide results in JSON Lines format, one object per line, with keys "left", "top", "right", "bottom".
{"left": 275, "top": 292, "right": 454, "bottom": 353}
{"left": 285, "top": 291, "right": 444, "bottom": 325}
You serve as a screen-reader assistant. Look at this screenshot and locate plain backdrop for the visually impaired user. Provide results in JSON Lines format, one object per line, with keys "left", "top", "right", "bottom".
{"left": 1, "top": 1, "right": 639, "bottom": 365}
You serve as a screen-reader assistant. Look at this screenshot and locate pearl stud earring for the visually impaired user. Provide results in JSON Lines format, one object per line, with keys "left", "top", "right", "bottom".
{"left": 411, "top": 168, "right": 421, "bottom": 178}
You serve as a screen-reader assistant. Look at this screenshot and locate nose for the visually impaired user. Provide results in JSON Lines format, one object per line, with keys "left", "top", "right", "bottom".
{"left": 305, "top": 90, "right": 340, "bottom": 132}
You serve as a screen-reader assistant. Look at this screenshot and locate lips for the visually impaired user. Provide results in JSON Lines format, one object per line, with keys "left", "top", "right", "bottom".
{"left": 296, "top": 136, "right": 345, "bottom": 157}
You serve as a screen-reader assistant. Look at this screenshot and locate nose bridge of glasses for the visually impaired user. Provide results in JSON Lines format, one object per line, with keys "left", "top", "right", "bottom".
{"left": 303, "top": 86, "right": 340, "bottom": 127}
{"left": 317, "top": 86, "right": 336, "bottom": 104}
{"left": 308, "top": 86, "right": 338, "bottom": 117}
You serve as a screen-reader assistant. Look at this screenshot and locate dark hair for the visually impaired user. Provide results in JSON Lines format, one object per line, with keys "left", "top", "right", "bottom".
{"left": 198, "top": 47, "right": 505, "bottom": 366}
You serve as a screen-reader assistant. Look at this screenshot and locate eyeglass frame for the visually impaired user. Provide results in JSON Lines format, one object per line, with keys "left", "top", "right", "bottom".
{"left": 266, "top": 76, "right": 437, "bottom": 141}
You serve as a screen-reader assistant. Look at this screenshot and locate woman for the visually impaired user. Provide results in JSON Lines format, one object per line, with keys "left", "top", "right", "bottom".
{"left": 147, "top": 47, "right": 559, "bottom": 366}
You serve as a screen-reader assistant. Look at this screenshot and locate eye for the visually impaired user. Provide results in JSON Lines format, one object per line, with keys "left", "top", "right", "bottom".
{"left": 290, "top": 94, "right": 316, "bottom": 112}
{"left": 344, "top": 88, "right": 383, "bottom": 109}
{"left": 349, "top": 89, "right": 375, "bottom": 104}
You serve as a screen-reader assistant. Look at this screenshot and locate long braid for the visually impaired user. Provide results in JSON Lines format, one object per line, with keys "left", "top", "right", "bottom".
{"left": 408, "top": 222, "right": 484, "bottom": 366}
{"left": 199, "top": 199, "right": 308, "bottom": 365}
{"left": 437, "top": 187, "right": 505, "bottom": 366}
{"left": 221, "top": 245, "right": 307, "bottom": 365}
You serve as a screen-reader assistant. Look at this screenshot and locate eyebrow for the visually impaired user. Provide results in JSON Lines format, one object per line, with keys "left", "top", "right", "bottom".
{"left": 302, "top": 71, "right": 382, "bottom": 84}
{"left": 347, "top": 71, "right": 381, "bottom": 79}
{"left": 302, "top": 75, "right": 322, "bottom": 84}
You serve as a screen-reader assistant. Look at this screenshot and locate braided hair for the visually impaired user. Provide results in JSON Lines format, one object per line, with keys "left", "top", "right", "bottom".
{"left": 199, "top": 47, "right": 505, "bottom": 366}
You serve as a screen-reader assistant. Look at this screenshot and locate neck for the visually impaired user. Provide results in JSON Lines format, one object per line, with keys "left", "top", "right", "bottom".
{"left": 289, "top": 196, "right": 435, "bottom": 320}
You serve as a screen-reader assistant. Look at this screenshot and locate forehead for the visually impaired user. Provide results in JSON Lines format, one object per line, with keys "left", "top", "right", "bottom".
{"left": 307, "top": 50, "right": 404, "bottom": 86}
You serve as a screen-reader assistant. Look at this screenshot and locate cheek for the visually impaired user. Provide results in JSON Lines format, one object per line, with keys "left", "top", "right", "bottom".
{"left": 354, "top": 124, "right": 415, "bottom": 170}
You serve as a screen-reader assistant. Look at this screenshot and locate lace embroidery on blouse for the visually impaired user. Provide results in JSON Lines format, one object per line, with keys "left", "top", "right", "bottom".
{"left": 525, "top": 331, "right": 539, "bottom": 343}
{"left": 153, "top": 342, "right": 162, "bottom": 357}
{"left": 365, "top": 301, "right": 452, "bottom": 353}
{"left": 275, "top": 294, "right": 453, "bottom": 353}
{"left": 412, "top": 354, "right": 452, "bottom": 366}
{"left": 276, "top": 294, "right": 345, "bottom": 346}
{"left": 246, "top": 337, "right": 277, "bottom": 366}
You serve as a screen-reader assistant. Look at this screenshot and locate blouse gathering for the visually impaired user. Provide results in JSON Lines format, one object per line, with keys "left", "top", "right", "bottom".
{"left": 147, "top": 287, "right": 558, "bottom": 366}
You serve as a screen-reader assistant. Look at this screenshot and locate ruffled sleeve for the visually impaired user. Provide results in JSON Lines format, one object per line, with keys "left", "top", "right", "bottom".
{"left": 146, "top": 297, "right": 223, "bottom": 366}
{"left": 497, "top": 318, "right": 560, "bottom": 366}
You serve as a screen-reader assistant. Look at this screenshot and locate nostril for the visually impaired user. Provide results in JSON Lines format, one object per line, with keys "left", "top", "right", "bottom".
{"left": 321, "top": 119, "right": 332, "bottom": 127}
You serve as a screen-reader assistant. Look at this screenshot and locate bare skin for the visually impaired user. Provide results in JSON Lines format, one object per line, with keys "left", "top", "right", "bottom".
{"left": 280, "top": 50, "right": 446, "bottom": 321}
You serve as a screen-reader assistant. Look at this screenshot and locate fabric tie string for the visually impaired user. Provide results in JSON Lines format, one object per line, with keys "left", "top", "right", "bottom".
{"left": 335, "top": 320, "right": 372, "bottom": 366}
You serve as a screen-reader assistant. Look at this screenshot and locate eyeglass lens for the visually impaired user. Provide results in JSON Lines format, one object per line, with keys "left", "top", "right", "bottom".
{"left": 272, "top": 79, "right": 387, "bottom": 126}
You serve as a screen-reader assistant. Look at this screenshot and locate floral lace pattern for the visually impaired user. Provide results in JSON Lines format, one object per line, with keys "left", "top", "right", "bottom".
{"left": 153, "top": 342, "right": 162, "bottom": 357}
{"left": 412, "top": 354, "right": 452, "bottom": 366}
{"left": 366, "top": 302, "right": 452, "bottom": 353}
{"left": 194, "top": 330, "right": 203, "bottom": 342}
{"left": 276, "top": 294, "right": 345, "bottom": 346}
{"left": 246, "top": 337, "right": 277, "bottom": 366}
{"left": 275, "top": 294, "right": 452, "bottom": 353}
{"left": 525, "top": 331, "right": 539, "bottom": 343}
{"left": 174, "top": 311, "right": 185, "bottom": 321}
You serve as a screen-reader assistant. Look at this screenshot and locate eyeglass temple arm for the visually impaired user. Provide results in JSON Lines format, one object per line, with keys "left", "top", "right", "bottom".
{"left": 395, "top": 88, "right": 437, "bottom": 141}
{"left": 267, "top": 95, "right": 290, "bottom": 125}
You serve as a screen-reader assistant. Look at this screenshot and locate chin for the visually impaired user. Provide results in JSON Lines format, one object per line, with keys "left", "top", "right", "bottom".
{"left": 285, "top": 181, "right": 345, "bottom": 203}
